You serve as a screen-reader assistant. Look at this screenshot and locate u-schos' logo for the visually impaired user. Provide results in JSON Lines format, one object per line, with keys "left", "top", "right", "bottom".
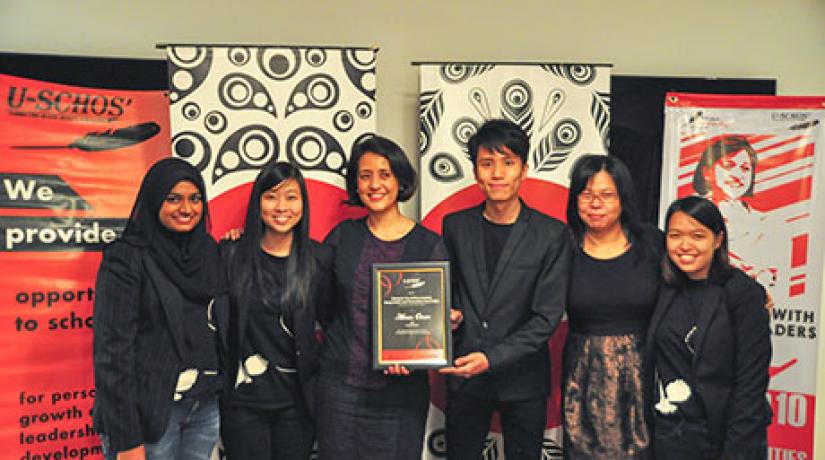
{"left": 6, "top": 86, "right": 132, "bottom": 117}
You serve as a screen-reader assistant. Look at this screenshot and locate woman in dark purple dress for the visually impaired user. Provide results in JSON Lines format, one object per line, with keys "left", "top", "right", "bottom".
{"left": 315, "top": 136, "right": 446, "bottom": 460}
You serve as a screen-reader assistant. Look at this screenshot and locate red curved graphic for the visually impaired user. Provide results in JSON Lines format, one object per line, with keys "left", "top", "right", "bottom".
{"left": 769, "top": 358, "right": 798, "bottom": 378}
{"left": 380, "top": 273, "right": 394, "bottom": 297}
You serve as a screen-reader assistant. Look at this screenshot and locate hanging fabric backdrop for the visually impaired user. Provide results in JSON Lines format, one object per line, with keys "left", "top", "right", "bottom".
{"left": 0, "top": 73, "right": 170, "bottom": 460}
{"left": 418, "top": 62, "right": 611, "bottom": 459}
{"left": 661, "top": 92, "right": 825, "bottom": 459}
{"left": 166, "top": 45, "right": 376, "bottom": 240}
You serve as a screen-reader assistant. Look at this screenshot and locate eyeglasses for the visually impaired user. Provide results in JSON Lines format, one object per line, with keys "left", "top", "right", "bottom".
{"left": 577, "top": 189, "right": 618, "bottom": 204}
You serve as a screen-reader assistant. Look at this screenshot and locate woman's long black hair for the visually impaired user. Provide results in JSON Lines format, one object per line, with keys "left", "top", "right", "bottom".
{"left": 228, "top": 161, "right": 316, "bottom": 312}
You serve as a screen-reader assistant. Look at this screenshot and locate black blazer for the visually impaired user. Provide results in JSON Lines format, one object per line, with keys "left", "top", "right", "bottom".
{"left": 92, "top": 240, "right": 229, "bottom": 453}
{"left": 645, "top": 270, "right": 772, "bottom": 459}
{"left": 219, "top": 239, "right": 330, "bottom": 417}
{"left": 442, "top": 202, "right": 572, "bottom": 400}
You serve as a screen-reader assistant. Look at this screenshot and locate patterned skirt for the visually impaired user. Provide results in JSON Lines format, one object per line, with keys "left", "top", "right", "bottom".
{"left": 562, "top": 332, "right": 650, "bottom": 459}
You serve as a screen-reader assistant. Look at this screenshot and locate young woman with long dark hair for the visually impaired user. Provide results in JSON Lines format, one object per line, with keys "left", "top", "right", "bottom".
{"left": 219, "top": 161, "right": 328, "bottom": 460}
{"left": 647, "top": 196, "right": 771, "bottom": 459}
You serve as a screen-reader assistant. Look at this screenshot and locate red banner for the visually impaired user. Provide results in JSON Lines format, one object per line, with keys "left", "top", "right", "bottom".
{"left": 662, "top": 92, "right": 825, "bottom": 458}
{"left": 0, "top": 74, "right": 169, "bottom": 460}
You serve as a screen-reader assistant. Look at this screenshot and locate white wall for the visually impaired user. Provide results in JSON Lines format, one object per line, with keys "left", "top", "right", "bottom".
{"left": 3, "top": 0, "right": 825, "bottom": 208}
{"left": 4, "top": 0, "right": 825, "bottom": 456}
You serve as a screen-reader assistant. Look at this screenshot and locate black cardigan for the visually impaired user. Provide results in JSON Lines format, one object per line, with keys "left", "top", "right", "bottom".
{"left": 646, "top": 269, "right": 772, "bottom": 459}
{"left": 92, "top": 240, "right": 229, "bottom": 452}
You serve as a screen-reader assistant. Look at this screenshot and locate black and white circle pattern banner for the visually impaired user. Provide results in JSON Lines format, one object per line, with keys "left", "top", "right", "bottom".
{"left": 166, "top": 45, "right": 376, "bottom": 197}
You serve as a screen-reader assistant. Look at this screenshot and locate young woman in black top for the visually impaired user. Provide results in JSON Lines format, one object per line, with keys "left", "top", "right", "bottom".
{"left": 220, "top": 162, "right": 328, "bottom": 460}
{"left": 647, "top": 196, "right": 771, "bottom": 459}
{"left": 93, "top": 158, "right": 226, "bottom": 460}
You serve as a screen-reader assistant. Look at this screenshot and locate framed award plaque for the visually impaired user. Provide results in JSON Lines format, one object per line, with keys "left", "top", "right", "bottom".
{"left": 371, "top": 261, "right": 451, "bottom": 369}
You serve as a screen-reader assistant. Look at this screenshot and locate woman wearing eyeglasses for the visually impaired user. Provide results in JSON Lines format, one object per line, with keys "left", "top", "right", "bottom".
{"left": 562, "top": 155, "right": 662, "bottom": 459}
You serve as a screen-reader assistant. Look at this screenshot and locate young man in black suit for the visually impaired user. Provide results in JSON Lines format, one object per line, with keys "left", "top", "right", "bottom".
{"left": 439, "top": 119, "right": 571, "bottom": 459}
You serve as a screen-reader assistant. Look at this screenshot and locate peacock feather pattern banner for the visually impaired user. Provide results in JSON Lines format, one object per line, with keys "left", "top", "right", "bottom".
{"left": 419, "top": 63, "right": 610, "bottom": 225}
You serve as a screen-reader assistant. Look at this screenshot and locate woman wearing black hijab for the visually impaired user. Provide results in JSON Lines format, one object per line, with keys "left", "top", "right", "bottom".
{"left": 93, "top": 158, "right": 227, "bottom": 460}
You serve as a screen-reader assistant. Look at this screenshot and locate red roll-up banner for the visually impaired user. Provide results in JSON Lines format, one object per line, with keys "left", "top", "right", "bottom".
{"left": 662, "top": 92, "right": 825, "bottom": 458}
{"left": 0, "top": 74, "right": 170, "bottom": 460}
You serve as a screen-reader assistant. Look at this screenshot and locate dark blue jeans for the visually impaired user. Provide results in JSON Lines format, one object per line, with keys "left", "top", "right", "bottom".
{"left": 101, "top": 396, "right": 219, "bottom": 460}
